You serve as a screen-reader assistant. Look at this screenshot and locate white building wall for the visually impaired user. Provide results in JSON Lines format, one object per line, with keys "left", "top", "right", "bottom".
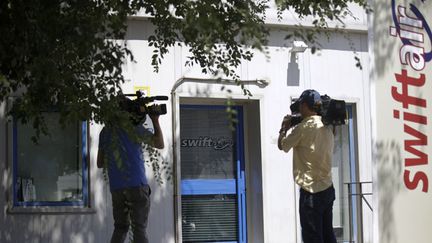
{"left": 0, "top": 14, "right": 372, "bottom": 243}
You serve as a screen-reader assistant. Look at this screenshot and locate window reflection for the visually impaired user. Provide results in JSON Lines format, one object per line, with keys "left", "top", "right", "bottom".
{"left": 15, "top": 113, "right": 85, "bottom": 204}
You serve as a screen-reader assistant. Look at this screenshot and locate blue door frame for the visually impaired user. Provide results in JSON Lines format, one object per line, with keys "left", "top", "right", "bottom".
{"left": 180, "top": 104, "right": 247, "bottom": 243}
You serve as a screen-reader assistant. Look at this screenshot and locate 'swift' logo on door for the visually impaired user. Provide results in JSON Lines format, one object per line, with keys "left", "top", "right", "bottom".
{"left": 181, "top": 136, "right": 234, "bottom": 150}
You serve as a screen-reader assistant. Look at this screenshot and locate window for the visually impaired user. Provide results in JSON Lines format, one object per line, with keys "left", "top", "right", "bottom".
{"left": 12, "top": 113, "right": 88, "bottom": 207}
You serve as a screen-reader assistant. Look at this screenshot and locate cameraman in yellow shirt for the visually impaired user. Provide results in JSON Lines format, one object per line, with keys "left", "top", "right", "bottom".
{"left": 278, "top": 89, "right": 336, "bottom": 243}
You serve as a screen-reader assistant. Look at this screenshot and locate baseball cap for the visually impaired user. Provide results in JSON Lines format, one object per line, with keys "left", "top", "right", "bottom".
{"left": 298, "top": 89, "right": 321, "bottom": 107}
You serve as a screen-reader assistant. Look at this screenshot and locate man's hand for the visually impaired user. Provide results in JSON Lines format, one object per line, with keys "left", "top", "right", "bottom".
{"left": 278, "top": 115, "right": 291, "bottom": 150}
{"left": 149, "top": 112, "right": 164, "bottom": 149}
{"left": 97, "top": 149, "right": 104, "bottom": 169}
{"left": 280, "top": 115, "right": 292, "bottom": 133}
{"left": 149, "top": 113, "right": 160, "bottom": 122}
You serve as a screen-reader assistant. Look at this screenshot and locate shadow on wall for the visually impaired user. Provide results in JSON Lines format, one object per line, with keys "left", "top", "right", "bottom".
{"left": 0, "top": 110, "right": 175, "bottom": 243}
{"left": 0, "top": 103, "right": 111, "bottom": 242}
{"left": 0, "top": 182, "right": 112, "bottom": 242}
{"left": 126, "top": 18, "right": 369, "bottom": 53}
{"left": 373, "top": 0, "right": 398, "bottom": 79}
{"left": 374, "top": 140, "right": 402, "bottom": 243}
{"left": 372, "top": 0, "right": 408, "bottom": 242}
{"left": 287, "top": 52, "right": 300, "bottom": 86}
{"left": 146, "top": 130, "right": 175, "bottom": 243}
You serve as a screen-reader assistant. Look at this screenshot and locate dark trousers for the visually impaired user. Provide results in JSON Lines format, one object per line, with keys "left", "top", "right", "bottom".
{"left": 110, "top": 185, "right": 151, "bottom": 243}
{"left": 299, "top": 185, "right": 337, "bottom": 243}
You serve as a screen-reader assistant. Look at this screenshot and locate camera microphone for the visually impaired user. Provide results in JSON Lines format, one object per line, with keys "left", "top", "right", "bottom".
{"left": 152, "top": 96, "right": 169, "bottom": 101}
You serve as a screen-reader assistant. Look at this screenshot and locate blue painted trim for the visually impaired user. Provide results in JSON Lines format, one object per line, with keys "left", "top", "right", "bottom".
{"left": 347, "top": 106, "right": 358, "bottom": 240}
{"left": 12, "top": 119, "right": 89, "bottom": 207}
{"left": 81, "top": 121, "right": 89, "bottom": 206}
{"left": 181, "top": 179, "right": 237, "bottom": 195}
{"left": 14, "top": 201, "right": 85, "bottom": 207}
{"left": 235, "top": 106, "right": 247, "bottom": 243}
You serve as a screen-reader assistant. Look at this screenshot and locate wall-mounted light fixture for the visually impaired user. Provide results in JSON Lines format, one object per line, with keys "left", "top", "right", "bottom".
{"left": 290, "top": 41, "right": 308, "bottom": 53}
{"left": 287, "top": 41, "right": 308, "bottom": 86}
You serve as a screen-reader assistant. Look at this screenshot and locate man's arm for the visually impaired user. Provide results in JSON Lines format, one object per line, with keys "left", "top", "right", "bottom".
{"left": 278, "top": 130, "right": 287, "bottom": 150}
{"left": 278, "top": 115, "right": 302, "bottom": 152}
{"left": 149, "top": 115, "right": 164, "bottom": 149}
{"left": 278, "top": 115, "right": 291, "bottom": 150}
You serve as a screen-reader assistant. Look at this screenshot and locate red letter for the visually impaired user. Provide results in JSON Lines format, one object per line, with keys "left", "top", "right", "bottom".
{"left": 391, "top": 69, "right": 426, "bottom": 109}
{"left": 403, "top": 111, "right": 427, "bottom": 125}
{"left": 404, "top": 170, "right": 429, "bottom": 192}
{"left": 404, "top": 124, "right": 428, "bottom": 166}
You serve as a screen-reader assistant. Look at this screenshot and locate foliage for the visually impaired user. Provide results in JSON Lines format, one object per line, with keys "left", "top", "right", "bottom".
{"left": 1, "top": 0, "right": 368, "bottom": 183}
{"left": 0, "top": 1, "right": 134, "bottom": 134}
{"left": 276, "top": 0, "right": 371, "bottom": 68}
{"left": 144, "top": 143, "right": 171, "bottom": 185}
{"left": 0, "top": 0, "right": 369, "bottom": 130}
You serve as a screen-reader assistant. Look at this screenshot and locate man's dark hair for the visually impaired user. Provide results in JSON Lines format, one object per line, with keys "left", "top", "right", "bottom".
{"left": 115, "top": 94, "right": 144, "bottom": 126}
{"left": 301, "top": 100, "right": 322, "bottom": 113}
{"left": 298, "top": 89, "right": 322, "bottom": 113}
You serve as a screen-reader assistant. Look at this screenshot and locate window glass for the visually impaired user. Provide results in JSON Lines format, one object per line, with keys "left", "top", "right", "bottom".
{"left": 182, "top": 194, "right": 238, "bottom": 242}
{"left": 332, "top": 123, "right": 351, "bottom": 241}
{"left": 180, "top": 107, "right": 236, "bottom": 179}
{"left": 14, "top": 113, "right": 87, "bottom": 206}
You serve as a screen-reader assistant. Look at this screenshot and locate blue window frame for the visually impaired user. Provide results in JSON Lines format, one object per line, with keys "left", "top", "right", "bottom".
{"left": 12, "top": 116, "right": 88, "bottom": 207}
{"left": 180, "top": 104, "right": 247, "bottom": 243}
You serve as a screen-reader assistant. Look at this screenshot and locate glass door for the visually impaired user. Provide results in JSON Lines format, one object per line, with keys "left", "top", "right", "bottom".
{"left": 180, "top": 105, "right": 247, "bottom": 243}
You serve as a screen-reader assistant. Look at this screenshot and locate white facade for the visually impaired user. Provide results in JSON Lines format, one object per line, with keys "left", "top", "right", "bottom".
{"left": 0, "top": 6, "right": 373, "bottom": 243}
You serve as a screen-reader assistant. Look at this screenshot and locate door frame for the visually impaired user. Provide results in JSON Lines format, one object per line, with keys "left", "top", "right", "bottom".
{"left": 177, "top": 104, "right": 247, "bottom": 243}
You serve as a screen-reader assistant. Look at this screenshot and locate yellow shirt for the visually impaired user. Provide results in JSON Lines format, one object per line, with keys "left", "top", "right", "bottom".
{"left": 281, "top": 115, "right": 334, "bottom": 193}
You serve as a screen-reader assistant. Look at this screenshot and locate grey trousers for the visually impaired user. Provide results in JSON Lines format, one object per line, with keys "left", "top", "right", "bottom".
{"left": 110, "top": 185, "right": 151, "bottom": 243}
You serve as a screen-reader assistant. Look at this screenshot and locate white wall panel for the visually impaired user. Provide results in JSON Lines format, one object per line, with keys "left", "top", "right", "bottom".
{"left": 0, "top": 13, "right": 371, "bottom": 243}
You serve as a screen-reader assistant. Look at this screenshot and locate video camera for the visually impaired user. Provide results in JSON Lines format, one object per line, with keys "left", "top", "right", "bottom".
{"left": 289, "top": 94, "right": 347, "bottom": 127}
{"left": 120, "top": 90, "right": 168, "bottom": 124}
